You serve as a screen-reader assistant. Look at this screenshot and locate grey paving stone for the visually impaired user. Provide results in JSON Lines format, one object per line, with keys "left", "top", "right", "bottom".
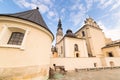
{"left": 49, "top": 69, "right": 120, "bottom": 80}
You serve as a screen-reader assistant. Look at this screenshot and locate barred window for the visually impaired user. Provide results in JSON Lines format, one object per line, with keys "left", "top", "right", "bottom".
{"left": 7, "top": 32, "right": 24, "bottom": 45}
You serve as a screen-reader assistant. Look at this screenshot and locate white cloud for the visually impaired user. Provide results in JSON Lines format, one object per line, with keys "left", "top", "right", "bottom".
{"left": 110, "top": 0, "right": 120, "bottom": 11}
{"left": 112, "top": 11, "right": 120, "bottom": 26}
{"left": 43, "top": 0, "right": 52, "bottom": 5}
{"left": 71, "top": 1, "right": 86, "bottom": 13}
{"left": 61, "top": 8, "right": 65, "bottom": 13}
{"left": 98, "top": 21, "right": 120, "bottom": 41}
{"left": 47, "top": 10, "right": 58, "bottom": 22}
{"left": 13, "top": 0, "right": 49, "bottom": 14}
{"left": 70, "top": 0, "right": 90, "bottom": 26}
{"left": 70, "top": 12, "right": 86, "bottom": 26}
{"left": 94, "top": 0, "right": 107, "bottom": 9}
{"left": 13, "top": 0, "right": 59, "bottom": 24}
{"left": 95, "top": 0, "right": 106, "bottom": 4}
{"left": 85, "top": 0, "right": 93, "bottom": 11}
{"left": 96, "top": 0, "right": 120, "bottom": 11}
{"left": 13, "top": 0, "right": 29, "bottom": 7}
{"left": 87, "top": 0, "right": 120, "bottom": 41}
{"left": 38, "top": 4, "right": 49, "bottom": 13}
{"left": 48, "top": 11, "right": 55, "bottom": 17}
{"left": 31, "top": 0, "right": 52, "bottom": 5}
{"left": 101, "top": 0, "right": 113, "bottom": 9}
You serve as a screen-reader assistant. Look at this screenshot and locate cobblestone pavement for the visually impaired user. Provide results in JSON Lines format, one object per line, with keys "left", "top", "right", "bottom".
{"left": 49, "top": 69, "right": 120, "bottom": 80}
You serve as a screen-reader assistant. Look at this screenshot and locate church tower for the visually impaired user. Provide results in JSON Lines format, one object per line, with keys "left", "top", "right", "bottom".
{"left": 56, "top": 18, "right": 63, "bottom": 43}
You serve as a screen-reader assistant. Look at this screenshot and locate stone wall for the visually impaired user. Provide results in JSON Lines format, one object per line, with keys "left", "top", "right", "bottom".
{"left": 104, "top": 57, "right": 120, "bottom": 67}
{"left": 51, "top": 58, "right": 102, "bottom": 70}
{"left": 0, "top": 65, "right": 49, "bottom": 80}
{"left": 51, "top": 57, "right": 120, "bottom": 71}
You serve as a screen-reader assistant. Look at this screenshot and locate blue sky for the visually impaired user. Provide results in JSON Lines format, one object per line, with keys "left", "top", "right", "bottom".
{"left": 0, "top": 0, "right": 120, "bottom": 42}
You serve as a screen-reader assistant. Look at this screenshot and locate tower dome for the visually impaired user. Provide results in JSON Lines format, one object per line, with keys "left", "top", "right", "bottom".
{"left": 65, "top": 29, "right": 76, "bottom": 37}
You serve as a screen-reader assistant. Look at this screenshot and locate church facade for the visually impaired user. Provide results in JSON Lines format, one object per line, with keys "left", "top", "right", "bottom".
{"left": 51, "top": 17, "right": 120, "bottom": 70}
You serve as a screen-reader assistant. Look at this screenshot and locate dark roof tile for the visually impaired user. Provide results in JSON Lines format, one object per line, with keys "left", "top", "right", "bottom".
{"left": 9, "top": 8, "right": 48, "bottom": 29}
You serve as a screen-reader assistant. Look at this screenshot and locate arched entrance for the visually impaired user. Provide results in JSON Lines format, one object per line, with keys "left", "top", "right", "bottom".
{"left": 76, "top": 53, "right": 79, "bottom": 57}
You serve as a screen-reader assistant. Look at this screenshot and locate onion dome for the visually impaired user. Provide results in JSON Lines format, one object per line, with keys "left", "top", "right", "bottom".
{"left": 65, "top": 29, "right": 76, "bottom": 38}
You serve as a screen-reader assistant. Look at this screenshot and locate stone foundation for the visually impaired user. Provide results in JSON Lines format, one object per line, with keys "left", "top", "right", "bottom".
{"left": 0, "top": 65, "right": 49, "bottom": 80}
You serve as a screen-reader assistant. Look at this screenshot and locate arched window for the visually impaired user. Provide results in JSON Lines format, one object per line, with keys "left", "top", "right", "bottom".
{"left": 74, "top": 44, "right": 78, "bottom": 51}
{"left": 7, "top": 32, "right": 24, "bottom": 45}
{"left": 76, "top": 53, "right": 79, "bottom": 57}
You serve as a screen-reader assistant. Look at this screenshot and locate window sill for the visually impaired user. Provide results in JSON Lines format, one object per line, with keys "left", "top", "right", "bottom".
{"left": 0, "top": 44, "right": 24, "bottom": 50}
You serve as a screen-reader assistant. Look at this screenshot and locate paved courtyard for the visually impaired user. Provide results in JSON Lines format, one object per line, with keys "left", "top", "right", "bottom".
{"left": 49, "top": 69, "right": 120, "bottom": 80}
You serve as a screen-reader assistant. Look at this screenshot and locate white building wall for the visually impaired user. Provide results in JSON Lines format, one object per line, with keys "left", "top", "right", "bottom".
{"left": 64, "top": 37, "right": 88, "bottom": 57}
{"left": 51, "top": 58, "right": 102, "bottom": 70}
{"left": 0, "top": 16, "right": 54, "bottom": 79}
{"left": 0, "top": 17, "right": 53, "bottom": 67}
{"left": 104, "top": 57, "right": 120, "bottom": 67}
{"left": 56, "top": 39, "right": 64, "bottom": 57}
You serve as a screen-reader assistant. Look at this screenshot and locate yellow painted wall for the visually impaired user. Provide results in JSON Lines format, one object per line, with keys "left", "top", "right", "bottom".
{"left": 102, "top": 46, "right": 120, "bottom": 57}
{"left": 88, "top": 27, "right": 106, "bottom": 56}
{"left": 0, "top": 16, "right": 53, "bottom": 79}
{"left": 75, "top": 26, "right": 106, "bottom": 57}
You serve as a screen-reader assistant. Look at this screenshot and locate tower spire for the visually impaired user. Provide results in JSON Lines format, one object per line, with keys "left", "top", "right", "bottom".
{"left": 57, "top": 18, "right": 62, "bottom": 30}
{"left": 56, "top": 18, "right": 63, "bottom": 43}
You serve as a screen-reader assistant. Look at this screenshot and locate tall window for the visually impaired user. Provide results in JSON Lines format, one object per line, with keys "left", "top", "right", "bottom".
{"left": 108, "top": 52, "right": 113, "bottom": 57}
{"left": 82, "top": 31, "right": 85, "bottom": 37}
{"left": 8, "top": 32, "right": 24, "bottom": 45}
{"left": 74, "top": 44, "right": 78, "bottom": 51}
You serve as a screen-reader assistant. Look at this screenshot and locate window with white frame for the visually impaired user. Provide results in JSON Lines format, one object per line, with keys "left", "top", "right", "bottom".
{"left": 0, "top": 26, "right": 28, "bottom": 49}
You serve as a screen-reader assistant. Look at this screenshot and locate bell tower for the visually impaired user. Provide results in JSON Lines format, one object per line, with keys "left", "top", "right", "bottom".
{"left": 56, "top": 18, "right": 63, "bottom": 43}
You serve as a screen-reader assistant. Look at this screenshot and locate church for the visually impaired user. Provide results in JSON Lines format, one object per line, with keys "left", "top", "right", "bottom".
{"left": 51, "top": 15, "right": 120, "bottom": 70}
{"left": 0, "top": 8, "right": 120, "bottom": 80}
